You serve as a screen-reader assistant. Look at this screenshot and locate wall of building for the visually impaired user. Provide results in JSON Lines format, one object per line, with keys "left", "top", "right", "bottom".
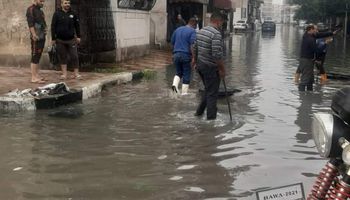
{"left": 150, "top": 1, "right": 167, "bottom": 49}
{"left": 233, "top": 0, "right": 248, "bottom": 23}
{"left": 273, "top": 4, "right": 283, "bottom": 23}
{"left": 0, "top": 0, "right": 168, "bottom": 66}
{"left": 261, "top": 0, "right": 273, "bottom": 21}
{"left": 0, "top": 0, "right": 55, "bottom": 67}
{"left": 111, "top": 2, "right": 150, "bottom": 62}
{"left": 110, "top": 1, "right": 167, "bottom": 62}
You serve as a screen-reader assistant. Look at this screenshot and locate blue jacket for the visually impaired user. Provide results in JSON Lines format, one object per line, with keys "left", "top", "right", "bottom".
{"left": 316, "top": 38, "right": 328, "bottom": 54}
{"left": 171, "top": 25, "right": 196, "bottom": 55}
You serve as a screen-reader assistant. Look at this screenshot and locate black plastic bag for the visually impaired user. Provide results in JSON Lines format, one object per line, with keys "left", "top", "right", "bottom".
{"left": 48, "top": 45, "right": 59, "bottom": 66}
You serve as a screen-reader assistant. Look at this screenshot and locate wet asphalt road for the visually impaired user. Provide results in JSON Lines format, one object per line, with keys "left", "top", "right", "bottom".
{"left": 1, "top": 25, "right": 350, "bottom": 200}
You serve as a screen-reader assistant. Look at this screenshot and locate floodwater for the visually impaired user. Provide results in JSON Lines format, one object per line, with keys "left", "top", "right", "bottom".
{"left": 1, "top": 25, "right": 350, "bottom": 200}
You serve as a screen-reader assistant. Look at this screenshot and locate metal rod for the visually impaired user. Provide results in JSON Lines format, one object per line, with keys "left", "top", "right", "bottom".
{"left": 345, "top": 3, "right": 348, "bottom": 44}
{"left": 222, "top": 78, "right": 232, "bottom": 121}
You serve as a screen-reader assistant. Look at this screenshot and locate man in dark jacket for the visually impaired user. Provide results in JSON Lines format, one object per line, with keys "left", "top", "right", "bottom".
{"left": 51, "top": 0, "right": 81, "bottom": 80}
{"left": 296, "top": 24, "right": 337, "bottom": 91}
{"left": 26, "top": 0, "right": 46, "bottom": 84}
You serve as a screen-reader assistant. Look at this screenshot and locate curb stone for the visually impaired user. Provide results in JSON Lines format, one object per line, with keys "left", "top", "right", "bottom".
{"left": 0, "top": 71, "right": 147, "bottom": 111}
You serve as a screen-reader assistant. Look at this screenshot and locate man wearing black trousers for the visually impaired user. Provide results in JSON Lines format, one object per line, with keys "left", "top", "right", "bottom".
{"left": 193, "top": 12, "right": 225, "bottom": 120}
{"left": 297, "top": 24, "right": 337, "bottom": 91}
{"left": 51, "top": 0, "right": 81, "bottom": 80}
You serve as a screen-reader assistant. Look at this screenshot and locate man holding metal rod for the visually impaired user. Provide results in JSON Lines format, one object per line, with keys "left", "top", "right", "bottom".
{"left": 193, "top": 12, "right": 226, "bottom": 120}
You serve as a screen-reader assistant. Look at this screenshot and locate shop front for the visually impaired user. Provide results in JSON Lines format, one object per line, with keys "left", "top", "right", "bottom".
{"left": 167, "top": 0, "right": 209, "bottom": 41}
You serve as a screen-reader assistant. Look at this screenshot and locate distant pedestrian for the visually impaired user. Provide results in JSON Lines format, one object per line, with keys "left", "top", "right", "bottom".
{"left": 193, "top": 12, "right": 225, "bottom": 120}
{"left": 315, "top": 37, "right": 333, "bottom": 83}
{"left": 26, "top": 0, "right": 47, "bottom": 84}
{"left": 193, "top": 14, "right": 202, "bottom": 31}
{"left": 175, "top": 14, "right": 186, "bottom": 29}
{"left": 295, "top": 24, "right": 337, "bottom": 91}
{"left": 171, "top": 18, "right": 197, "bottom": 95}
{"left": 51, "top": 0, "right": 81, "bottom": 80}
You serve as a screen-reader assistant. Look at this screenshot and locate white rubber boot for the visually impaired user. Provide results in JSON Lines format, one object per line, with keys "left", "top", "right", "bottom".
{"left": 172, "top": 75, "right": 180, "bottom": 93}
{"left": 181, "top": 84, "right": 189, "bottom": 95}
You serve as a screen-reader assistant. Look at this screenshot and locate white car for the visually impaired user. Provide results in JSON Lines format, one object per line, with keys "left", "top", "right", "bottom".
{"left": 234, "top": 20, "right": 249, "bottom": 32}
{"left": 298, "top": 20, "right": 307, "bottom": 29}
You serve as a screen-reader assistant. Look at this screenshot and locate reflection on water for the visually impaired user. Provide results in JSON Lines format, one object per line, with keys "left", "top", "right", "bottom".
{"left": 1, "top": 25, "right": 350, "bottom": 199}
{"left": 294, "top": 92, "right": 323, "bottom": 144}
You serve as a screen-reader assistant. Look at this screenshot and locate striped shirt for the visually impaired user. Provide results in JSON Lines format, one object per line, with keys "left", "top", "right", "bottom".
{"left": 194, "top": 25, "right": 223, "bottom": 66}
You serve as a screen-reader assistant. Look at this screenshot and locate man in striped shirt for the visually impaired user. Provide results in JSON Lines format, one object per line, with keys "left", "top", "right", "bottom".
{"left": 193, "top": 12, "right": 226, "bottom": 120}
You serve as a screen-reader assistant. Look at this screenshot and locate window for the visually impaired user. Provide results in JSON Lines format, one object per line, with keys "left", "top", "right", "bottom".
{"left": 118, "top": 0, "right": 156, "bottom": 11}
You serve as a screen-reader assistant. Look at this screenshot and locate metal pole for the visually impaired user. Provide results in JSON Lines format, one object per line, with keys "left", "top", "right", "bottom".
{"left": 345, "top": 3, "right": 348, "bottom": 43}
{"left": 222, "top": 79, "right": 232, "bottom": 121}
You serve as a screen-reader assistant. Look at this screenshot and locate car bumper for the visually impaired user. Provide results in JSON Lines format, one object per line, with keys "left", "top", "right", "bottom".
{"left": 234, "top": 26, "right": 247, "bottom": 30}
{"left": 262, "top": 27, "right": 275, "bottom": 32}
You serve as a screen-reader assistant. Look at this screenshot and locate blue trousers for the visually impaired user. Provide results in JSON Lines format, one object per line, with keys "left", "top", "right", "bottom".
{"left": 173, "top": 52, "right": 192, "bottom": 84}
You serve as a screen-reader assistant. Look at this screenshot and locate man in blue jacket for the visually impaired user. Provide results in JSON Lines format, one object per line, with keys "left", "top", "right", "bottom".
{"left": 171, "top": 18, "right": 197, "bottom": 95}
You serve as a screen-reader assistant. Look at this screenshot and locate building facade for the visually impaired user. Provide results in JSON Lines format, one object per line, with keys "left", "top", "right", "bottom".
{"left": 261, "top": 0, "right": 273, "bottom": 21}
{"left": 233, "top": 0, "right": 262, "bottom": 29}
{"left": 112, "top": 0, "right": 166, "bottom": 62}
{"left": 0, "top": 0, "right": 237, "bottom": 67}
{"left": 233, "top": 0, "right": 249, "bottom": 23}
{"left": 0, "top": 0, "right": 56, "bottom": 66}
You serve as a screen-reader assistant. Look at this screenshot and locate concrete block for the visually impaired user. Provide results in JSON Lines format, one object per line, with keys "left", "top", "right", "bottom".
{"left": 35, "top": 90, "right": 83, "bottom": 109}
{"left": 0, "top": 97, "right": 36, "bottom": 111}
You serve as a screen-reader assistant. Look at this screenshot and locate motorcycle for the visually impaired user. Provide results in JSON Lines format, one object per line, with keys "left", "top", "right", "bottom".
{"left": 308, "top": 87, "right": 350, "bottom": 199}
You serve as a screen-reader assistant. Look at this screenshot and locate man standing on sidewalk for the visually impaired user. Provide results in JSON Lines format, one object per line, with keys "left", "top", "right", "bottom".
{"left": 26, "top": 0, "right": 47, "bottom": 84}
{"left": 171, "top": 18, "right": 197, "bottom": 95}
{"left": 51, "top": 0, "right": 81, "bottom": 80}
{"left": 193, "top": 12, "right": 225, "bottom": 120}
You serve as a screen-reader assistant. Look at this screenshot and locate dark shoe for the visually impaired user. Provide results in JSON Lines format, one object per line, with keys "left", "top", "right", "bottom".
{"left": 194, "top": 112, "right": 203, "bottom": 117}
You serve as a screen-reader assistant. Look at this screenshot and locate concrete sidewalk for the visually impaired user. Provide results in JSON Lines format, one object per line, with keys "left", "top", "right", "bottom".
{"left": 0, "top": 50, "right": 172, "bottom": 111}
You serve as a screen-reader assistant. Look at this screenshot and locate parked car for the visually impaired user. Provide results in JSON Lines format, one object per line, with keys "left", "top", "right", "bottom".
{"left": 298, "top": 20, "right": 307, "bottom": 29}
{"left": 233, "top": 20, "right": 249, "bottom": 32}
{"left": 262, "top": 21, "right": 276, "bottom": 33}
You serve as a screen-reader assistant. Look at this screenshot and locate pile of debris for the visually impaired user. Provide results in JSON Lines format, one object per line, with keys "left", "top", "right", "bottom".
{"left": 5, "top": 82, "right": 70, "bottom": 98}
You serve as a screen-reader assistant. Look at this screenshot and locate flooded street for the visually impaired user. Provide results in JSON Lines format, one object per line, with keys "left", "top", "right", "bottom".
{"left": 2, "top": 25, "right": 350, "bottom": 199}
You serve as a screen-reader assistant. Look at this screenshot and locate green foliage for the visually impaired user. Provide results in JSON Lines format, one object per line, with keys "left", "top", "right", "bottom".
{"left": 290, "top": 0, "right": 349, "bottom": 21}
{"left": 142, "top": 69, "right": 157, "bottom": 80}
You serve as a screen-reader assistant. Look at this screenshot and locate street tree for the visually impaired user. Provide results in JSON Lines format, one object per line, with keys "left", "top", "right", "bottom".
{"left": 289, "top": 0, "right": 349, "bottom": 22}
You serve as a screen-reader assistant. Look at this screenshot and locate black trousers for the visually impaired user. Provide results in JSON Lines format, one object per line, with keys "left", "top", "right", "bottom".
{"left": 196, "top": 64, "right": 220, "bottom": 120}
{"left": 298, "top": 58, "right": 314, "bottom": 91}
